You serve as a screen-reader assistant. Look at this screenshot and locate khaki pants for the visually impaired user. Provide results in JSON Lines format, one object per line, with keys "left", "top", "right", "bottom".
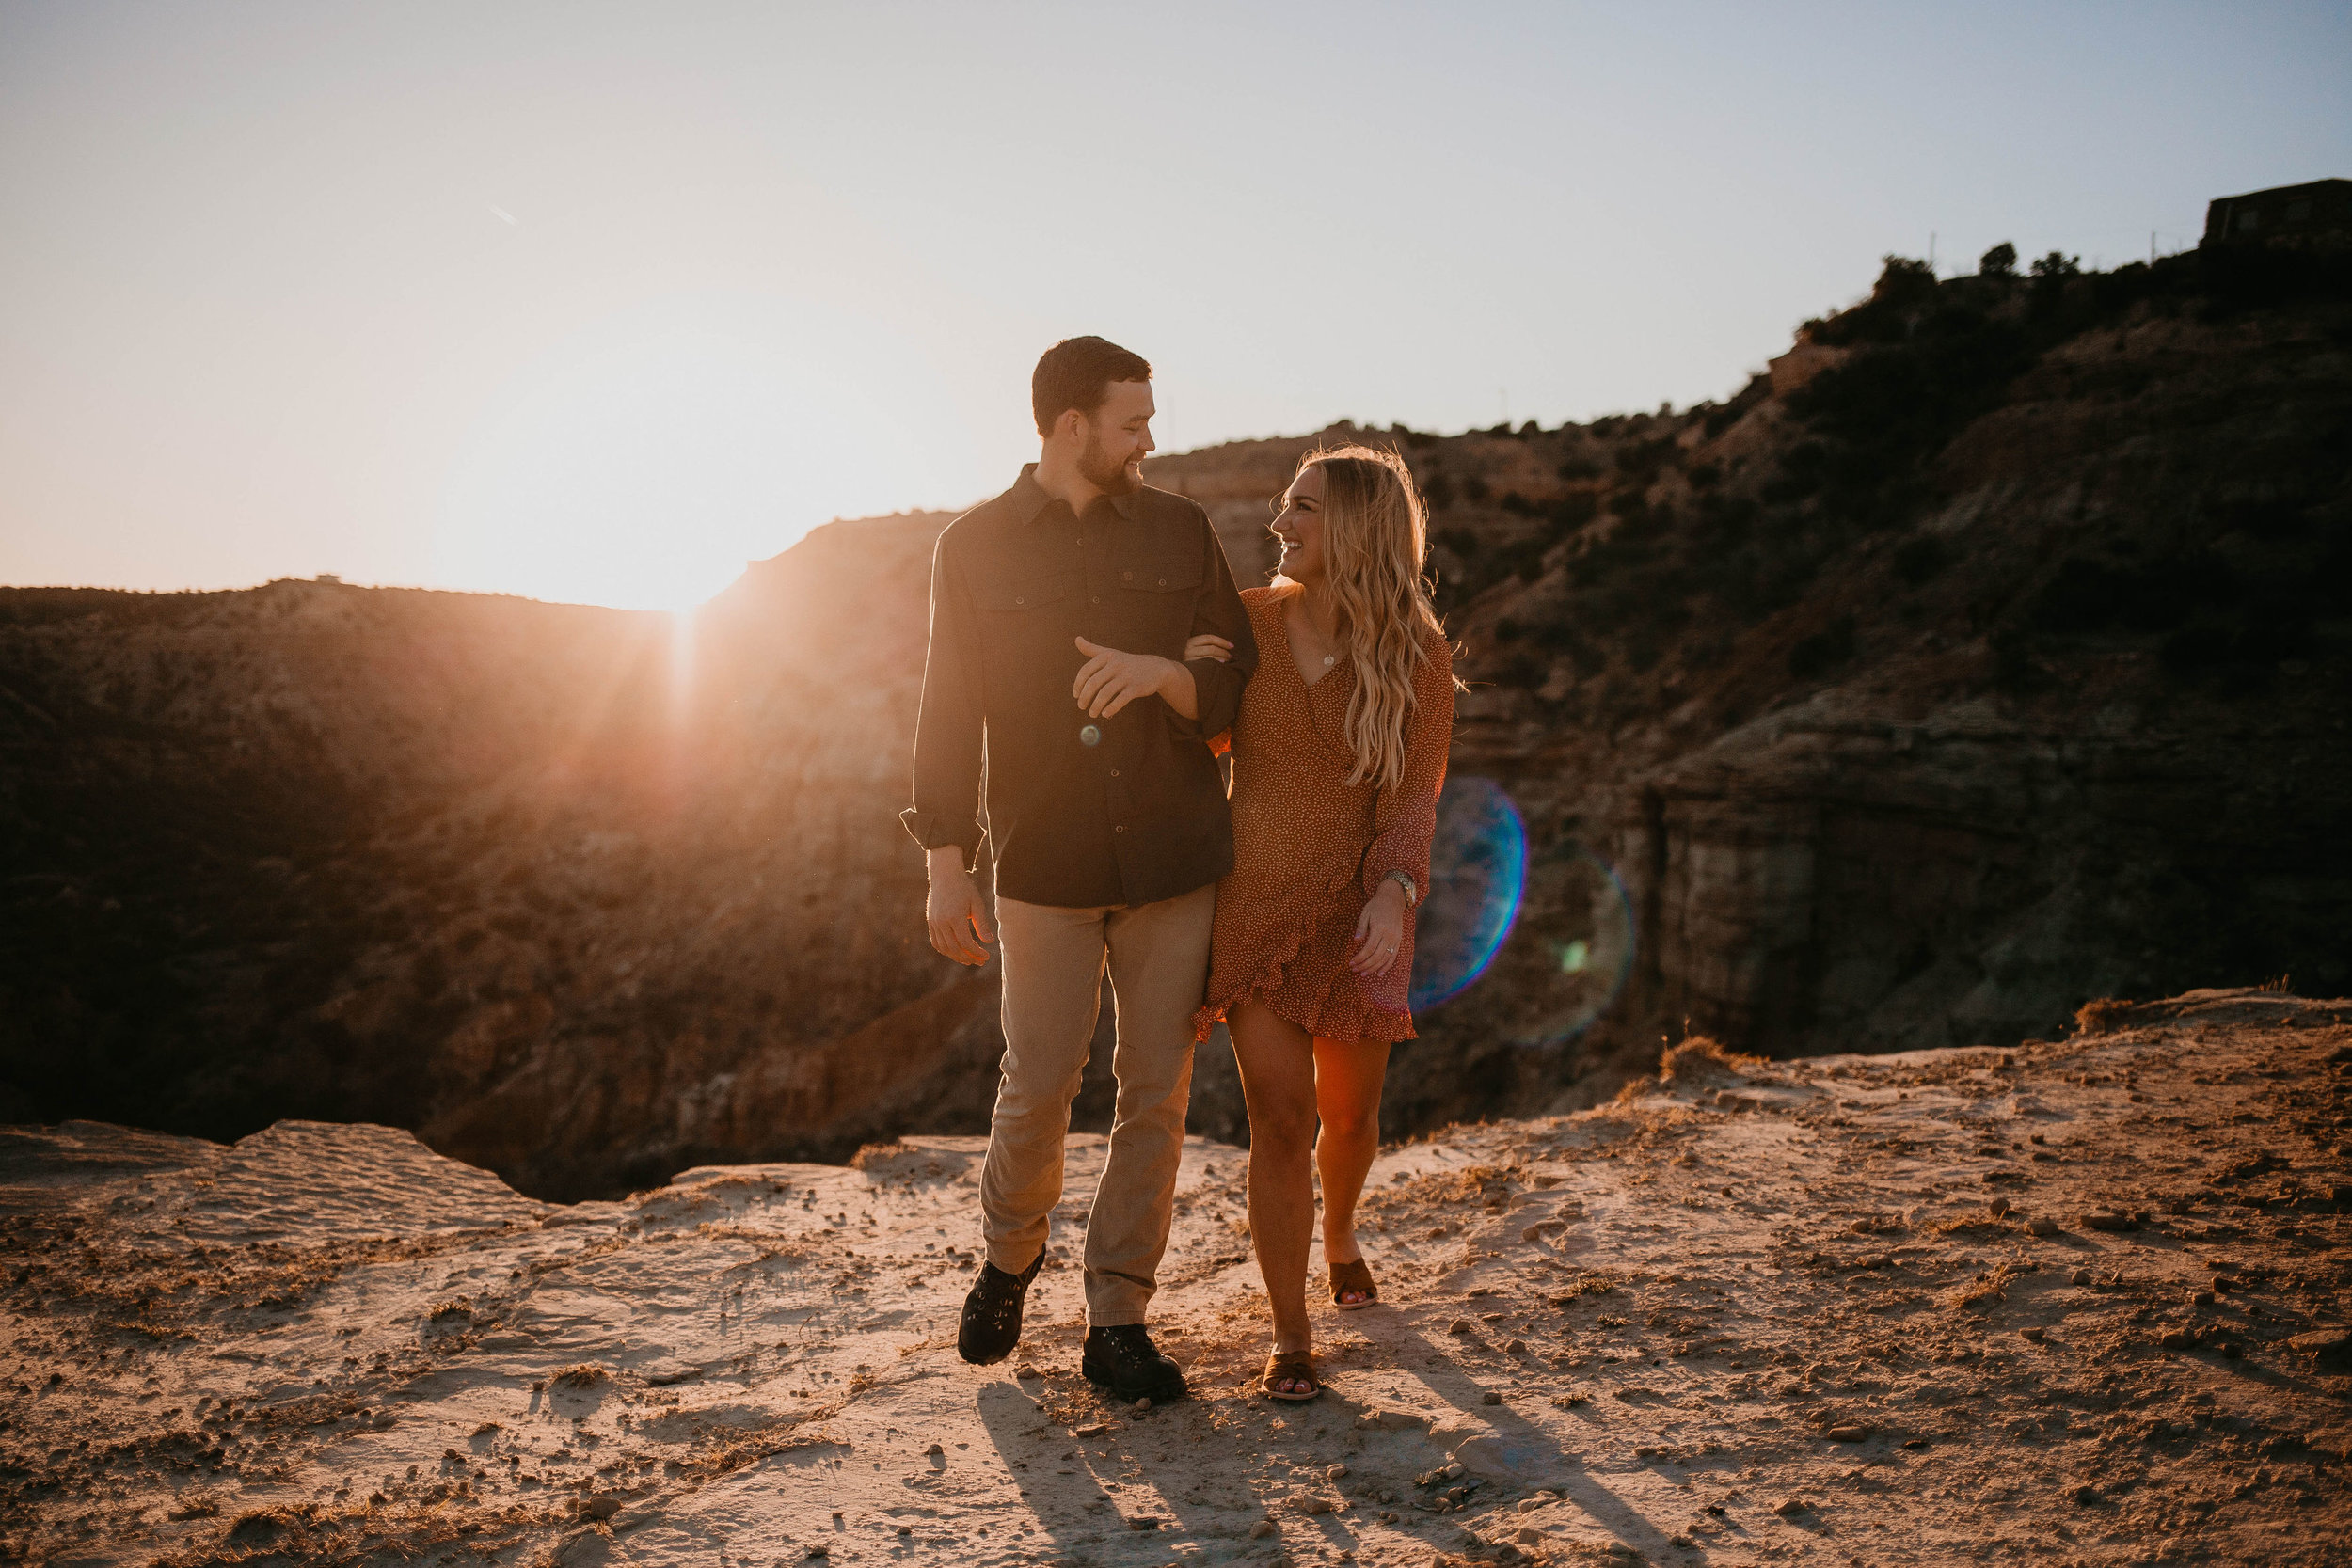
{"left": 981, "top": 882, "right": 1215, "bottom": 1324}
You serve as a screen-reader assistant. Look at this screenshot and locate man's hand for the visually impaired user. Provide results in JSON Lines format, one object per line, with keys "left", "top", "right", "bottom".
{"left": 925, "top": 848, "right": 995, "bottom": 965}
{"left": 1073, "top": 637, "right": 1180, "bottom": 719}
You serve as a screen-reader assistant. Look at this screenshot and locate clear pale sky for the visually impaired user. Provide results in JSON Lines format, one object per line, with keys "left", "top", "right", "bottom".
{"left": 4, "top": 3, "right": 2346, "bottom": 610}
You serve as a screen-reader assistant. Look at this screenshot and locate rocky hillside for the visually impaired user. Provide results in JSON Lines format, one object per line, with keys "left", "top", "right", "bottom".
{"left": 1152, "top": 243, "right": 2352, "bottom": 1136}
{"left": 0, "top": 517, "right": 987, "bottom": 1199}
{"left": 3, "top": 243, "right": 2347, "bottom": 1198}
{"left": 3, "top": 990, "right": 2345, "bottom": 1566}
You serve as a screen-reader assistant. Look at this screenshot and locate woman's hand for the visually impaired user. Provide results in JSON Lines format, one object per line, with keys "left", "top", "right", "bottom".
{"left": 1183, "top": 633, "right": 1234, "bottom": 664}
{"left": 1349, "top": 879, "right": 1409, "bottom": 977}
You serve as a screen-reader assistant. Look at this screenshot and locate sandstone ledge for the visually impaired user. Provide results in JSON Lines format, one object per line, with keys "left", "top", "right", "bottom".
{"left": 3, "top": 989, "right": 2348, "bottom": 1565}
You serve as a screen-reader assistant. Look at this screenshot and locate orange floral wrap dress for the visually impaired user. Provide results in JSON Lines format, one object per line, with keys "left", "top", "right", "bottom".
{"left": 1193, "top": 586, "right": 1455, "bottom": 1045}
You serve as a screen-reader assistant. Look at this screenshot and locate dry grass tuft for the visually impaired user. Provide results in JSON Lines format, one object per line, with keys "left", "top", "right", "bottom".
{"left": 551, "top": 1363, "right": 607, "bottom": 1389}
{"left": 1659, "top": 1036, "right": 1766, "bottom": 1089}
{"left": 2074, "top": 997, "right": 2137, "bottom": 1036}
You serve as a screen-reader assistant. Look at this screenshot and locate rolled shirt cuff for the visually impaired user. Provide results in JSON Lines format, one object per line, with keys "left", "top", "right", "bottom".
{"left": 900, "top": 808, "right": 983, "bottom": 868}
{"left": 1161, "top": 657, "right": 1221, "bottom": 739}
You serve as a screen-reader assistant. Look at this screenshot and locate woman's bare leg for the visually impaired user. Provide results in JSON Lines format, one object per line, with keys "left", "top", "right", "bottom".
{"left": 1313, "top": 1037, "right": 1391, "bottom": 1302}
{"left": 1229, "top": 999, "right": 1319, "bottom": 1388}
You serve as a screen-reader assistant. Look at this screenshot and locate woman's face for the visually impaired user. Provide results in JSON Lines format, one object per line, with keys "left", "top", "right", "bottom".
{"left": 1271, "top": 465, "right": 1327, "bottom": 584}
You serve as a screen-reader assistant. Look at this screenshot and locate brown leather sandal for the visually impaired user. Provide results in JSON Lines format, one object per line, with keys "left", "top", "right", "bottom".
{"left": 1328, "top": 1256, "right": 1379, "bottom": 1310}
{"left": 1261, "top": 1350, "right": 1321, "bottom": 1402}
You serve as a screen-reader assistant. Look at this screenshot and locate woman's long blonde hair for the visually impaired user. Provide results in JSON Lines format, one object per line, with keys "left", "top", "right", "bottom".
{"left": 1274, "top": 444, "right": 1454, "bottom": 792}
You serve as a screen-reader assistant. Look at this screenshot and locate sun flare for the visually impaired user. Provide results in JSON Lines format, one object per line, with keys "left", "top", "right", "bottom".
{"left": 432, "top": 294, "right": 987, "bottom": 612}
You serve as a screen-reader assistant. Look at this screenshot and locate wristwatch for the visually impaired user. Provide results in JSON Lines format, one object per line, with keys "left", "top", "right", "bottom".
{"left": 1384, "top": 869, "right": 1418, "bottom": 909}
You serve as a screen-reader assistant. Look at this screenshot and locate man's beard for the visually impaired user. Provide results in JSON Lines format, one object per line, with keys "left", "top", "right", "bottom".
{"left": 1078, "top": 426, "right": 1141, "bottom": 496}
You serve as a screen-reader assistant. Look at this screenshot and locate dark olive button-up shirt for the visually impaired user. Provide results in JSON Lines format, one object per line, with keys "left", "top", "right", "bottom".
{"left": 901, "top": 466, "right": 1259, "bottom": 909}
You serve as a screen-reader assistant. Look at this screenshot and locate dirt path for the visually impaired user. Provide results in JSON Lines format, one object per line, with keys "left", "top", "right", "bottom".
{"left": 4, "top": 988, "right": 2347, "bottom": 1565}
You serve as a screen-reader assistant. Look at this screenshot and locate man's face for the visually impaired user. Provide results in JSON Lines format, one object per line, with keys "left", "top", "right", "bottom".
{"left": 1076, "top": 379, "right": 1156, "bottom": 496}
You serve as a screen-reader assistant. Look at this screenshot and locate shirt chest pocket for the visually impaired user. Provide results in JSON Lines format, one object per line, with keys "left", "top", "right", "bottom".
{"left": 1113, "top": 555, "right": 1202, "bottom": 594}
{"left": 976, "top": 571, "right": 1075, "bottom": 613}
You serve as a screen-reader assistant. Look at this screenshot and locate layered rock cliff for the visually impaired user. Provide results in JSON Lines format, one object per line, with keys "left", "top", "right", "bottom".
{"left": 3, "top": 244, "right": 2347, "bottom": 1197}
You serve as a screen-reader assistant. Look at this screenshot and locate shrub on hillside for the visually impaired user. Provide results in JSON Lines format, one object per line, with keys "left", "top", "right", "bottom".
{"left": 1894, "top": 536, "right": 1947, "bottom": 587}
{"left": 1808, "top": 256, "right": 1940, "bottom": 346}
{"left": 1614, "top": 436, "right": 1678, "bottom": 482}
{"left": 2029, "top": 554, "right": 2236, "bottom": 635}
{"left": 2197, "top": 242, "right": 2352, "bottom": 312}
{"left": 1789, "top": 615, "right": 1856, "bottom": 679}
{"left": 1980, "top": 242, "right": 2017, "bottom": 277}
{"left": 1703, "top": 373, "right": 1772, "bottom": 437}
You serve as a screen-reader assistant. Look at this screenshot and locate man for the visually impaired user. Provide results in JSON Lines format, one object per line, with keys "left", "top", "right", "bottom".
{"left": 902, "top": 336, "right": 1258, "bottom": 1402}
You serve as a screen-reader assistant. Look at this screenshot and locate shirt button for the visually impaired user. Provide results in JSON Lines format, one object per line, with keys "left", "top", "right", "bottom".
{"left": 1013, "top": 595, "right": 1025, "bottom": 606}
{"left": 1157, "top": 578, "right": 1168, "bottom": 587}
{"left": 1114, "top": 825, "right": 1125, "bottom": 832}
{"left": 1110, "top": 768, "right": 1120, "bottom": 777}
{"left": 1091, "top": 595, "right": 1103, "bottom": 604}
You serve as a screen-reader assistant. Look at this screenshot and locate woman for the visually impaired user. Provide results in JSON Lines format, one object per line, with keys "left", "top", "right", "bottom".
{"left": 1186, "top": 444, "right": 1456, "bottom": 1402}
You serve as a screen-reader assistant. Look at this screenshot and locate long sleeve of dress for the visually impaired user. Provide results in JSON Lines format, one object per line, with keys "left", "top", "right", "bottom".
{"left": 1360, "top": 632, "right": 1455, "bottom": 900}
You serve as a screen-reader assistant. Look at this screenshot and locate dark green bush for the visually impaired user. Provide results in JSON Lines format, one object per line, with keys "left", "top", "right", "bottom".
{"left": 1547, "top": 492, "right": 1599, "bottom": 530}
{"left": 1809, "top": 256, "right": 1939, "bottom": 346}
{"left": 2029, "top": 554, "right": 2236, "bottom": 634}
{"left": 1704, "top": 373, "right": 1772, "bottom": 437}
{"left": 1760, "top": 441, "right": 1830, "bottom": 504}
{"left": 1980, "top": 242, "right": 2017, "bottom": 277}
{"left": 1894, "top": 536, "right": 1947, "bottom": 586}
{"left": 1614, "top": 436, "right": 1677, "bottom": 482}
{"left": 1532, "top": 621, "right": 1606, "bottom": 676}
{"left": 1789, "top": 615, "right": 1856, "bottom": 679}
{"left": 2197, "top": 241, "right": 2352, "bottom": 311}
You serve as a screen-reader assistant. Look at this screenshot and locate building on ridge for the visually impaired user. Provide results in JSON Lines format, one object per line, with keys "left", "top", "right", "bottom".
{"left": 2201, "top": 179, "right": 2351, "bottom": 247}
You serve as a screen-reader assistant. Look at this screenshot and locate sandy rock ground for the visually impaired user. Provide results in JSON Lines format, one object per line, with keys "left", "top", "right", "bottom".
{"left": 4, "top": 989, "right": 2348, "bottom": 1566}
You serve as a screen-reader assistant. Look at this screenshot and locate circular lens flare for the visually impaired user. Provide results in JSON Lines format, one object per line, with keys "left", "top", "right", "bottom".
{"left": 1407, "top": 778, "right": 1640, "bottom": 1044}
{"left": 1494, "top": 846, "right": 1639, "bottom": 1046}
{"left": 1409, "top": 776, "right": 1528, "bottom": 1011}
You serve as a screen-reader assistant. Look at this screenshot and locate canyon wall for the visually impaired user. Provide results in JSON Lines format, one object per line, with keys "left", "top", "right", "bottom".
{"left": 4, "top": 245, "right": 2347, "bottom": 1196}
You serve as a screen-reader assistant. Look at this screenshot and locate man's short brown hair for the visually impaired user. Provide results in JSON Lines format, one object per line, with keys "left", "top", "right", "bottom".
{"left": 1032, "top": 337, "right": 1152, "bottom": 437}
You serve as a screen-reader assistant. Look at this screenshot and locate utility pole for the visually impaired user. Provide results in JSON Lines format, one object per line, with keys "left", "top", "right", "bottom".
{"left": 2151, "top": 230, "right": 2158, "bottom": 265}
{"left": 1929, "top": 230, "right": 1937, "bottom": 273}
